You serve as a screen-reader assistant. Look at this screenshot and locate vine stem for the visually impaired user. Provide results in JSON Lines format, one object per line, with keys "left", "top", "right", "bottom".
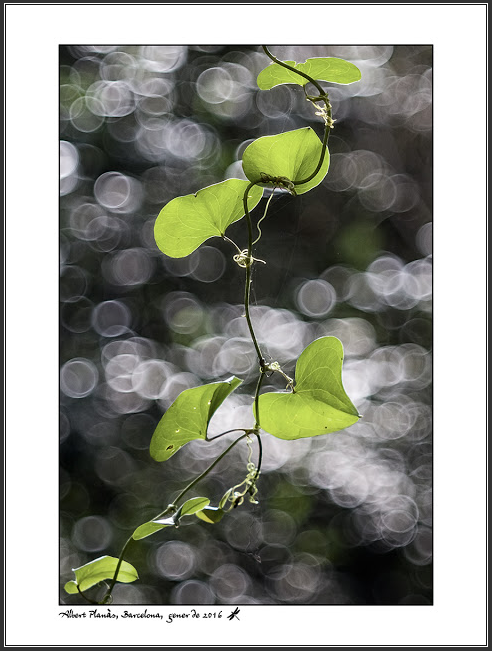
{"left": 77, "top": 585, "right": 99, "bottom": 605}
{"left": 103, "top": 535, "right": 133, "bottom": 602}
{"left": 101, "top": 429, "right": 261, "bottom": 604}
{"left": 262, "top": 45, "right": 332, "bottom": 186}
{"left": 243, "top": 180, "right": 267, "bottom": 373}
{"left": 172, "top": 431, "right": 259, "bottom": 505}
{"left": 253, "top": 370, "right": 267, "bottom": 430}
{"left": 101, "top": 177, "right": 271, "bottom": 602}
{"left": 240, "top": 45, "right": 333, "bottom": 433}
{"left": 262, "top": 45, "right": 326, "bottom": 96}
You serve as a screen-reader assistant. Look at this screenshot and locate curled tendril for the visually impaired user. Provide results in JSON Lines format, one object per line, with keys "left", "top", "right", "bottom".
{"left": 222, "top": 436, "right": 260, "bottom": 511}
{"left": 233, "top": 249, "right": 266, "bottom": 268}
{"left": 265, "top": 361, "right": 295, "bottom": 391}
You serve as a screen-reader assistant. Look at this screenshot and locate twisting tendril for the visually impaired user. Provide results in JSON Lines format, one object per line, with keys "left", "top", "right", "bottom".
{"left": 233, "top": 250, "right": 266, "bottom": 268}
{"left": 222, "top": 436, "right": 260, "bottom": 511}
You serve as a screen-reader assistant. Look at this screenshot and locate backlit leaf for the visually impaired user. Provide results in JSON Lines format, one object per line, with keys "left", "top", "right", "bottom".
{"left": 242, "top": 128, "right": 329, "bottom": 195}
{"left": 196, "top": 506, "right": 225, "bottom": 524}
{"left": 177, "top": 496, "right": 210, "bottom": 518}
{"left": 258, "top": 337, "right": 360, "bottom": 440}
{"left": 64, "top": 556, "right": 138, "bottom": 594}
{"left": 150, "top": 377, "right": 242, "bottom": 462}
{"left": 132, "top": 520, "right": 172, "bottom": 541}
{"left": 154, "top": 179, "right": 263, "bottom": 258}
{"left": 257, "top": 57, "right": 361, "bottom": 90}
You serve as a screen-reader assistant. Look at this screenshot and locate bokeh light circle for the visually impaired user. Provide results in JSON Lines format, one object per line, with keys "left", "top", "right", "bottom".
{"left": 60, "top": 358, "right": 99, "bottom": 398}
{"left": 92, "top": 300, "right": 132, "bottom": 337}
{"left": 296, "top": 279, "right": 337, "bottom": 318}
{"left": 72, "top": 515, "right": 113, "bottom": 552}
{"left": 154, "top": 541, "right": 196, "bottom": 581}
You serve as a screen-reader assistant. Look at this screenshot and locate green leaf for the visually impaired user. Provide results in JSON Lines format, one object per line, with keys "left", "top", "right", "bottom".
{"left": 150, "top": 376, "right": 242, "bottom": 462}
{"left": 257, "top": 57, "right": 361, "bottom": 90}
{"left": 154, "top": 179, "right": 263, "bottom": 258}
{"left": 196, "top": 506, "right": 225, "bottom": 524}
{"left": 132, "top": 520, "right": 172, "bottom": 541}
{"left": 64, "top": 556, "right": 138, "bottom": 594}
{"left": 134, "top": 498, "right": 211, "bottom": 539}
{"left": 177, "top": 496, "right": 210, "bottom": 518}
{"left": 242, "top": 128, "right": 329, "bottom": 195}
{"left": 258, "top": 337, "right": 360, "bottom": 440}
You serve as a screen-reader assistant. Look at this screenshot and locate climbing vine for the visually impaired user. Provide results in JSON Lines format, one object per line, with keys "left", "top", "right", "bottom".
{"left": 64, "top": 45, "right": 362, "bottom": 604}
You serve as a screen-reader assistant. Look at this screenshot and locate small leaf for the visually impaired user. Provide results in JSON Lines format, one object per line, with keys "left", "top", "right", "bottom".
{"left": 132, "top": 520, "right": 172, "bottom": 541}
{"left": 64, "top": 556, "right": 138, "bottom": 594}
{"left": 147, "top": 498, "right": 210, "bottom": 531}
{"left": 196, "top": 506, "right": 225, "bottom": 524}
{"left": 258, "top": 337, "right": 360, "bottom": 440}
{"left": 178, "top": 496, "right": 210, "bottom": 517}
{"left": 150, "top": 376, "right": 242, "bottom": 462}
{"left": 154, "top": 179, "right": 263, "bottom": 258}
{"left": 257, "top": 57, "right": 361, "bottom": 90}
{"left": 242, "top": 128, "right": 329, "bottom": 195}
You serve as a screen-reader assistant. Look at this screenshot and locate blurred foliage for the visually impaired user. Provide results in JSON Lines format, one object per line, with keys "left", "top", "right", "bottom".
{"left": 60, "top": 44, "right": 432, "bottom": 605}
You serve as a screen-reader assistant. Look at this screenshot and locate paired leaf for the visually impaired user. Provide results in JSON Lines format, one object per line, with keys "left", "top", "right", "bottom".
{"left": 150, "top": 376, "right": 242, "bottom": 462}
{"left": 258, "top": 337, "right": 360, "bottom": 440}
{"left": 133, "top": 497, "right": 211, "bottom": 540}
{"left": 132, "top": 520, "right": 172, "bottom": 541}
{"left": 257, "top": 57, "right": 361, "bottom": 90}
{"left": 175, "top": 496, "right": 210, "bottom": 518}
{"left": 64, "top": 556, "right": 138, "bottom": 594}
{"left": 196, "top": 506, "right": 225, "bottom": 524}
{"left": 242, "top": 128, "right": 329, "bottom": 195}
{"left": 154, "top": 179, "right": 263, "bottom": 258}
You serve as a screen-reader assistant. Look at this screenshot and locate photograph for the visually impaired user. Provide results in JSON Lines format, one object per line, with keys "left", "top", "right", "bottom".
{"left": 59, "top": 42, "right": 433, "bottom": 607}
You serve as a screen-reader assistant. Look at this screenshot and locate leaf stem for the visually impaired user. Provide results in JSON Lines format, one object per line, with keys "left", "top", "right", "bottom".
{"left": 206, "top": 427, "right": 250, "bottom": 442}
{"left": 222, "top": 234, "right": 243, "bottom": 254}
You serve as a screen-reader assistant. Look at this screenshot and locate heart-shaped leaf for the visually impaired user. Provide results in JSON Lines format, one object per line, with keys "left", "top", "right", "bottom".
{"left": 64, "top": 556, "right": 138, "bottom": 594}
{"left": 154, "top": 179, "right": 264, "bottom": 258}
{"left": 242, "top": 128, "right": 329, "bottom": 195}
{"left": 150, "top": 376, "right": 242, "bottom": 462}
{"left": 258, "top": 337, "right": 360, "bottom": 440}
{"left": 257, "top": 58, "right": 361, "bottom": 90}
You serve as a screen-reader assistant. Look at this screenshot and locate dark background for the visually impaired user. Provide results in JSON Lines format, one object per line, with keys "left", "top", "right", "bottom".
{"left": 60, "top": 44, "right": 432, "bottom": 605}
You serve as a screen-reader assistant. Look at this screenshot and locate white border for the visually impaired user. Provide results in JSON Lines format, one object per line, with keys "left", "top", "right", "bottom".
{"left": 5, "top": 3, "right": 488, "bottom": 647}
